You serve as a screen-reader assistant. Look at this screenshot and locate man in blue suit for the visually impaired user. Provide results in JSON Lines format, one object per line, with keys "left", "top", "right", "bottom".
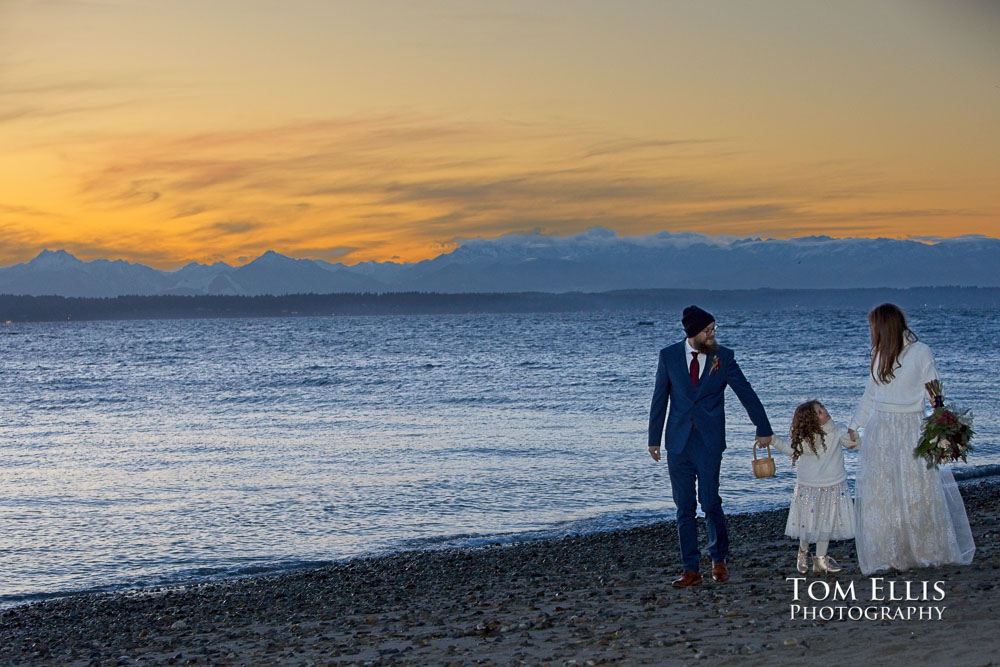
{"left": 648, "top": 305, "right": 773, "bottom": 588}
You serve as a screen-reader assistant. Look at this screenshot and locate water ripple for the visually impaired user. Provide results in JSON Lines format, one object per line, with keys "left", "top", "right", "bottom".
{"left": 0, "top": 308, "right": 996, "bottom": 604}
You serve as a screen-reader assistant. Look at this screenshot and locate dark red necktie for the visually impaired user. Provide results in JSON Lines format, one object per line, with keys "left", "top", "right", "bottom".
{"left": 690, "top": 351, "right": 700, "bottom": 386}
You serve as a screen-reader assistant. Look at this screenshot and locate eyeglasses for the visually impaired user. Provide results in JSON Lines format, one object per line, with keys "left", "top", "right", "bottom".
{"left": 702, "top": 325, "right": 719, "bottom": 335}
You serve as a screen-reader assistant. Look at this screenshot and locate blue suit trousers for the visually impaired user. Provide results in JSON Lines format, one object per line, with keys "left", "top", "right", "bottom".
{"left": 666, "top": 428, "right": 728, "bottom": 571}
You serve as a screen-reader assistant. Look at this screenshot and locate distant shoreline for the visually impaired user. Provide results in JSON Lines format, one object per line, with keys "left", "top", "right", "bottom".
{"left": 2, "top": 286, "right": 998, "bottom": 322}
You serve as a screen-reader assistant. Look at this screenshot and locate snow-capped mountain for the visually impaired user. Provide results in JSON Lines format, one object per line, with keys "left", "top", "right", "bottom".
{"left": 394, "top": 229, "right": 1000, "bottom": 292}
{"left": 1, "top": 229, "right": 998, "bottom": 297}
{"left": 0, "top": 250, "right": 175, "bottom": 297}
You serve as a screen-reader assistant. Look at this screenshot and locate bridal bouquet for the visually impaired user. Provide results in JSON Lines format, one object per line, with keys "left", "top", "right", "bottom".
{"left": 914, "top": 380, "right": 974, "bottom": 469}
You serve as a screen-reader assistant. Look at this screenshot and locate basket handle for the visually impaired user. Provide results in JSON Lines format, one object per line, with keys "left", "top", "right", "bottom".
{"left": 753, "top": 443, "right": 771, "bottom": 460}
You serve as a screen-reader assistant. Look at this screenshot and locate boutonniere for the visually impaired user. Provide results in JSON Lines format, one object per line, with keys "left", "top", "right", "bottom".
{"left": 709, "top": 356, "right": 721, "bottom": 375}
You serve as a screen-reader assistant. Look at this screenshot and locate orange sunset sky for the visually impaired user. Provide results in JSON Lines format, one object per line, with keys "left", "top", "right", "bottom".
{"left": 2, "top": 0, "right": 998, "bottom": 269}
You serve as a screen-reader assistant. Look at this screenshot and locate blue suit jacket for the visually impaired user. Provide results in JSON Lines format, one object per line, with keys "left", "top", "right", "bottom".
{"left": 648, "top": 341, "right": 772, "bottom": 455}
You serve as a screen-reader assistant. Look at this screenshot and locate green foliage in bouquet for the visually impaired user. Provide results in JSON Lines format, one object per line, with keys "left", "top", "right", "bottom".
{"left": 914, "top": 381, "right": 974, "bottom": 469}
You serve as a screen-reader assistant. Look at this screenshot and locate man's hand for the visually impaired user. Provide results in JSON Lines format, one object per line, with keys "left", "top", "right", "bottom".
{"left": 755, "top": 435, "right": 773, "bottom": 448}
{"left": 648, "top": 446, "right": 661, "bottom": 462}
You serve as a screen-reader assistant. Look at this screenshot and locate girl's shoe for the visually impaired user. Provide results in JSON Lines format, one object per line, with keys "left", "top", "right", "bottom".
{"left": 796, "top": 549, "right": 809, "bottom": 574}
{"left": 812, "top": 555, "right": 842, "bottom": 574}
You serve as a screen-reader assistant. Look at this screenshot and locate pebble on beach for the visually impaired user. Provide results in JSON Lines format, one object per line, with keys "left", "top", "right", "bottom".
{"left": 1, "top": 478, "right": 998, "bottom": 666}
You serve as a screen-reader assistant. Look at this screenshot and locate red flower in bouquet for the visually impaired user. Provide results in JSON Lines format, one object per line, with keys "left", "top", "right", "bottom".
{"left": 914, "top": 381, "right": 974, "bottom": 469}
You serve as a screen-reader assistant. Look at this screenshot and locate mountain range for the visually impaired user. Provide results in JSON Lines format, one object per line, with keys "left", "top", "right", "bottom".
{"left": 2, "top": 228, "right": 998, "bottom": 297}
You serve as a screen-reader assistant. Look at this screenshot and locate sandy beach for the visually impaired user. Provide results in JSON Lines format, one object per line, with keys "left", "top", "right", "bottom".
{"left": 1, "top": 476, "right": 997, "bottom": 666}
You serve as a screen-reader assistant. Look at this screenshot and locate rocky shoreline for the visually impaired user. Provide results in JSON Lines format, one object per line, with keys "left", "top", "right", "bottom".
{"left": 2, "top": 477, "right": 997, "bottom": 666}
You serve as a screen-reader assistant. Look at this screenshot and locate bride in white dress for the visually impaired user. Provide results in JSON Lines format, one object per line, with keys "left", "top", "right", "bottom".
{"left": 849, "top": 303, "right": 975, "bottom": 575}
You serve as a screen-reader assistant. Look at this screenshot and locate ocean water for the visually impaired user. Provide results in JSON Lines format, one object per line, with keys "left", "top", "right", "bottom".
{"left": 1, "top": 308, "right": 997, "bottom": 606}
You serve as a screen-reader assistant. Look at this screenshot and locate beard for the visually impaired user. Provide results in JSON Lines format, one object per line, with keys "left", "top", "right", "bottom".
{"left": 693, "top": 339, "right": 719, "bottom": 354}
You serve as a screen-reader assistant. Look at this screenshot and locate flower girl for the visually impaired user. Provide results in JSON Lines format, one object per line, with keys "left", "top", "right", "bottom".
{"left": 769, "top": 400, "right": 858, "bottom": 574}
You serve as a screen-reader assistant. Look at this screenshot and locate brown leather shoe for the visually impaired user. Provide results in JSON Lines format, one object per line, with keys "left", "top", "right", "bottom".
{"left": 672, "top": 570, "right": 703, "bottom": 588}
{"left": 712, "top": 560, "right": 729, "bottom": 583}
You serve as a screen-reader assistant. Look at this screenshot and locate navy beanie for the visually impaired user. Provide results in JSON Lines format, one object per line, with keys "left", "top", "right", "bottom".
{"left": 682, "top": 305, "right": 714, "bottom": 338}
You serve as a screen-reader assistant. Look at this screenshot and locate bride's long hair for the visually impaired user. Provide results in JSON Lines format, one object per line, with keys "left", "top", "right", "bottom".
{"left": 868, "top": 303, "right": 918, "bottom": 384}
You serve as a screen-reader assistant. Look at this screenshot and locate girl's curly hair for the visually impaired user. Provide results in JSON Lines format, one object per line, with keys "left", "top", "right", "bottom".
{"left": 789, "top": 400, "right": 827, "bottom": 465}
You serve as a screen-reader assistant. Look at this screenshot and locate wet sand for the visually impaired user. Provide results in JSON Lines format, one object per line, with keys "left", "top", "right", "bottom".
{"left": 2, "top": 477, "right": 997, "bottom": 666}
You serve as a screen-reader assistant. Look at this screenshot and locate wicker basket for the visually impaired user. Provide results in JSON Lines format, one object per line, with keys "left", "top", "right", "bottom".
{"left": 752, "top": 444, "right": 776, "bottom": 478}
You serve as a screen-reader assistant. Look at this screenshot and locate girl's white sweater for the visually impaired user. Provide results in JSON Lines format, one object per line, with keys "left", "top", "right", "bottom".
{"left": 771, "top": 420, "right": 857, "bottom": 487}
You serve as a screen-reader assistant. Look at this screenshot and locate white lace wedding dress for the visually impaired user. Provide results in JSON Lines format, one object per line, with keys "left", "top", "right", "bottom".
{"left": 850, "top": 339, "right": 975, "bottom": 575}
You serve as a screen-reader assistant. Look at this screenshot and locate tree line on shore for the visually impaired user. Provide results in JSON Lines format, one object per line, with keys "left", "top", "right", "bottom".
{"left": 0, "top": 287, "right": 996, "bottom": 322}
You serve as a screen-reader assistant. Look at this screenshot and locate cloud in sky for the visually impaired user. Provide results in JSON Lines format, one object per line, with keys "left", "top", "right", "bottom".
{"left": 1, "top": 111, "right": 994, "bottom": 268}
{"left": 0, "top": 0, "right": 997, "bottom": 268}
{"left": 194, "top": 220, "right": 265, "bottom": 238}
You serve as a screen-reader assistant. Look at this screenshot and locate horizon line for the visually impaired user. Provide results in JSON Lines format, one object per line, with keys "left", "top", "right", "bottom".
{"left": 7, "top": 227, "right": 1000, "bottom": 272}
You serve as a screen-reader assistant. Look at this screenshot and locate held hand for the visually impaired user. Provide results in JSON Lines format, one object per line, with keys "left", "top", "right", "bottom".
{"left": 846, "top": 428, "right": 859, "bottom": 450}
{"left": 648, "top": 446, "right": 661, "bottom": 462}
{"left": 755, "top": 435, "right": 772, "bottom": 448}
